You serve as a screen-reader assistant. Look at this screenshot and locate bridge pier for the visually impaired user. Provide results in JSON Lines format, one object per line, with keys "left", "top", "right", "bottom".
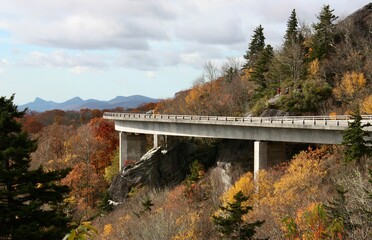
{"left": 254, "top": 141, "right": 286, "bottom": 178}
{"left": 153, "top": 134, "right": 158, "bottom": 148}
{"left": 119, "top": 132, "right": 147, "bottom": 172}
{"left": 254, "top": 141, "right": 267, "bottom": 178}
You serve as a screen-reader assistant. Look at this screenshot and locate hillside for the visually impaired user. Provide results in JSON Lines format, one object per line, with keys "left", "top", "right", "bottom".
{"left": 2, "top": 3, "right": 371, "bottom": 240}
{"left": 92, "top": 3, "right": 371, "bottom": 239}
{"left": 154, "top": 4, "right": 371, "bottom": 117}
{"left": 19, "top": 95, "right": 159, "bottom": 112}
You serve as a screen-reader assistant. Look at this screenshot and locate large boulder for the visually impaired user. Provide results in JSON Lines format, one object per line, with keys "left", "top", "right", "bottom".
{"left": 210, "top": 140, "right": 253, "bottom": 191}
{"left": 109, "top": 142, "right": 199, "bottom": 202}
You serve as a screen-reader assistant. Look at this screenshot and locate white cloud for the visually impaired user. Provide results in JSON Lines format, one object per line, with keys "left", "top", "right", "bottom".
{"left": 0, "top": 0, "right": 368, "bottom": 72}
{"left": 0, "top": 59, "right": 9, "bottom": 73}
{"left": 146, "top": 71, "right": 155, "bottom": 79}
{"left": 69, "top": 66, "right": 92, "bottom": 74}
{"left": 23, "top": 50, "right": 108, "bottom": 72}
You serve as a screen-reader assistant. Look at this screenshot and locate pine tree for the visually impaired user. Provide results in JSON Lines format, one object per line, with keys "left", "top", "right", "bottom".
{"left": 324, "top": 187, "right": 354, "bottom": 233}
{"left": 310, "top": 5, "right": 338, "bottom": 60}
{"left": 284, "top": 9, "right": 299, "bottom": 46}
{"left": 212, "top": 191, "right": 264, "bottom": 239}
{"left": 244, "top": 25, "right": 266, "bottom": 70}
{"left": 342, "top": 110, "right": 372, "bottom": 163}
{"left": 0, "top": 95, "right": 71, "bottom": 240}
{"left": 251, "top": 45, "right": 274, "bottom": 94}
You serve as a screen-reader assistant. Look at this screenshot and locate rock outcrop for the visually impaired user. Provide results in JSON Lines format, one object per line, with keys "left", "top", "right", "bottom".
{"left": 109, "top": 142, "right": 199, "bottom": 202}
{"left": 210, "top": 140, "right": 253, "bottom": 191}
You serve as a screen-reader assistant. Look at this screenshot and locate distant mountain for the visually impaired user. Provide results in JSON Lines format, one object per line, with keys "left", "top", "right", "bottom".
{"left": 19, "top": 95, "right": 159, "bottom": 112}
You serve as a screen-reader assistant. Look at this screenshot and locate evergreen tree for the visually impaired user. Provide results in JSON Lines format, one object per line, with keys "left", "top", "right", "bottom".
{"left": 244, "top": 25, "right": 266, "bottom": 70}
{"left": 284, "top": 9, "right": 299, "bottom": 46}
{"left": 0, "top": 95, "right": 71, "bottom": 240}
{"left": 342, "top": 110, "right": 372, "bottom": 163}
{"left": 212, "top": 191, "right": 264, "bottom": 239}
{"left": 251, "top": 44, "right": 274, "bottom": 93}
{"left": 310, "top": 5, "right": 338, "bottom": 60}
{"left": 324, "top": 187, "right": 355, "bottom": 233}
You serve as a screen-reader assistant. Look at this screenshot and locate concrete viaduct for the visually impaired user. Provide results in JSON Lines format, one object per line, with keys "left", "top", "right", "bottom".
{"left": 103, "top": 113, "right": 372, "bottom": 176}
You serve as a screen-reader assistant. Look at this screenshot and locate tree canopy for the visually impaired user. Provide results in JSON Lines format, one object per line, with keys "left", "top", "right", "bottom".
{"left": 0, "top": 95, "right": 71, "bottom": 240}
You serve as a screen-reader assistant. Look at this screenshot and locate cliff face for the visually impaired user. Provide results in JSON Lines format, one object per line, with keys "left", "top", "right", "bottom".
{"left": 210, "top": 140, "right": 253, "bottom": 191}
{"left": 108, "top": 139, "right": 256, "bottom": 202}
{"left": 109, "top": 142, "right": 200, "bottom": 202}
{"left": 342, "top": 3, "right": 371, "bottom": 38}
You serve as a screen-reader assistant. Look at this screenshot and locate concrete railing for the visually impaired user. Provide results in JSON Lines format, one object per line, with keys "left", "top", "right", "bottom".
{"left": 104, "top": 112, "right": 372, "bottom": 128}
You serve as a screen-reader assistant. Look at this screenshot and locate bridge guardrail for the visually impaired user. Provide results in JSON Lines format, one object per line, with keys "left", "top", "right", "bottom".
{"left": 103, "top": 112, "right": 372, "bottom": 128}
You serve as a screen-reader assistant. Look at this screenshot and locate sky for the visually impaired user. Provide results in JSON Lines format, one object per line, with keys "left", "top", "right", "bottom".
{"left": 0, "top": 0, "right": 369, "bottom": 105}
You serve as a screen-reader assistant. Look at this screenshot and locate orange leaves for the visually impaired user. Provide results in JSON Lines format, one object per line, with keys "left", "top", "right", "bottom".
{"left": 62, "top": 162, "right": 106, "bottom": 216}
{"left": 282, "top": 203, "right": 344, "bottom": 240}
{"left": 154, "top": 74, "right": 253, "bottom": 116}
{"left": 89, "top": 118, "right": 118, "bottom": 173}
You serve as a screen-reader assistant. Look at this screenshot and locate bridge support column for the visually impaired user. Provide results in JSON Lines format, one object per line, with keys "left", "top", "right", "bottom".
{"left": 254, "top": 141, "right": 267, "bottom": 179}
{"left": 153, "top": 134, "right": 158, "bottom": 148}
{"left": 119, "top": 132, "right": 147, "bottom": 172}
{"left": 254, "top": 141, "right": 287, "bottom": 179}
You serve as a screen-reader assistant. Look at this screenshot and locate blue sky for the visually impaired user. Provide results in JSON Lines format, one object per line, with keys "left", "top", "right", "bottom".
{"left": 0, "top": 0, "right": 369, "bottom": 105}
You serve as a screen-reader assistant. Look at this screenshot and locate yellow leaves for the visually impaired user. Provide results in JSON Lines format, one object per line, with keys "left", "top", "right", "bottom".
{"left": 333, "top": 71, "right": 366, "bottom": 100}
{"left": 241, "top": 68, "right": 252, "bottom": 81}
{"left": 361, "top": 95, "right": 372, "bottom": 114}
{"left": 173, "top": 211, "right": 199, "bottom": 240}
{"left": 102, "top": 224, "right": 113, "bottom": 240}
{"left": 35, "top": 183, "right": 43, "bottom": 189}
{"left": 63, "top": 221, "right": 98, "bottom": 240}
{"left": 329, "top": 111, "right": 337, "bottom": 120}
{"left": 309, "top": 59, "right": 319, "bottom": 76}
{"left": 217, "top": 146, "right": 331, "bottom": 236}
{"left": 272, "top": 148, "right": 328, "bottom": 206}
{"left": 220, "top": 172, "right": 254, "bottom": 208}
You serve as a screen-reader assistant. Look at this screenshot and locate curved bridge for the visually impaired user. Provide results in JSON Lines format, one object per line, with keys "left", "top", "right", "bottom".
{"left": 103, "top": 112, "right": 372, "bottom": 175}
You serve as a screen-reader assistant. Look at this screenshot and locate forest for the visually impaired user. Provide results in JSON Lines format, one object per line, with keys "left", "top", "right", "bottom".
{"left": 1, "top": 3, "right": 371, "bottom": 240}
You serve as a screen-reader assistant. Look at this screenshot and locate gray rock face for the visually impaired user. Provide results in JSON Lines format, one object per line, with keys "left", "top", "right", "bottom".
{"left": 108, "top": 142, "right": 198, "bottom": 202}
{"left": 210, "top": 140, "right": 253, "bottom": 191}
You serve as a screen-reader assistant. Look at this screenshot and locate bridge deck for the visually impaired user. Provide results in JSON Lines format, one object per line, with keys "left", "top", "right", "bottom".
{"left": 104, "top": 112, "right": 372, "bottom": 130}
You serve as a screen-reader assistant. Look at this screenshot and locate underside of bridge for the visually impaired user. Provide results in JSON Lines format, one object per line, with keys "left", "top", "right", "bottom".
{"left": 118, "top": 131, "right": 287, "bottom": 178}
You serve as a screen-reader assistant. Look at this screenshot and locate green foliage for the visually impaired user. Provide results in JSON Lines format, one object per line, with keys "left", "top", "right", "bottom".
{"left": 141, "top": 196, "right": 154, "bottom": 212}
{"left": 0, "top": 95, "right": 71, "bottom": 240}
{"left": 324, "top": 187, "right": 352, "bottom": 233}
{"left": 98, "top": 191, "right": 113, "bottom": 213}
{"left": 309, "top": 5, "right": 338, "bottom": 60}
{"left": 133, "top": 195, "right": 154, "bottom": 218}
{"left": 187, "top": 160, "right": 204, "bottom": 182}
{"left": 284, "top": 9, "right": 300, "bottom": 46}
{"left": 342, "top": 110, "right": 372, "bottom": 162}
{"left": 63, "top": 222, "right": 98, "bottom": 240}
{"left": 282, "top": 203, "right": 344, "bottom": 239}
{"left": 184, "top": 160, "right": 205, "bottom": 198}
{"left": 251, "top": 97, "right": 269, "bottom": 116}
{"left": 244, "top": 25, "right": 266, "bottom": 70}
{"left": 278, "top": 79, "right": 331, "bottom": 113}
{"left": 104, "top": 149, "right": 119, "bottom": 183}
{"left": 225, "top": 66, "right": 239, "bottom": 83}
{"left": 251, "top": 44, "right": 274, "bottom": 94}
{"left": 212, "top": 191, "right": 264, "bottom": 239}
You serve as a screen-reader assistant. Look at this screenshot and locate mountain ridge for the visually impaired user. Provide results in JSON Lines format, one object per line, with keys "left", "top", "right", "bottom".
{"left": 20, "top": 95, "right": 159, "bottom": 112}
